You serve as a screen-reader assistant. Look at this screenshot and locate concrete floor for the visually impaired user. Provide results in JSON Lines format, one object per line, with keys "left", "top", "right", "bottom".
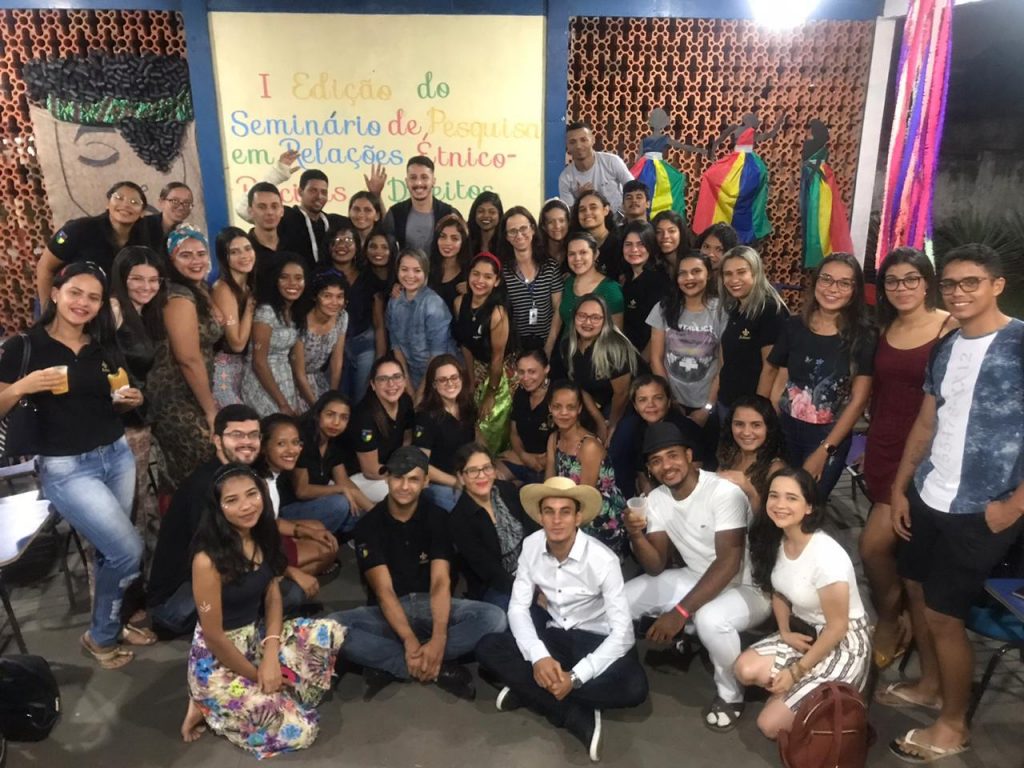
{"left": 3, "top": 475, "right": 1022, "bottom": 768}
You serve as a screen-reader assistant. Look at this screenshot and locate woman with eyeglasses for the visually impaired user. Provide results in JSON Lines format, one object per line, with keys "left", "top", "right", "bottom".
{"left": 149, "top": 225, "right": 224, "bottom": 487}
{"left": 414, "top": 354, "right": 478, "bottom": 512}
{"left": 292, "top": 270, "right": 349, "bottom": 408}
{"left": 346, "top": 354, "right": 415, "bottom": 503}
{"left": 648, "top": 250, "right": 726, "bottom": 468}
{"left": 325, "top": 223, "right": 388, "bottom": 401}
{"left": 539, "top": 198, "right": 571, "bottom": 271}
{"left": 500, "top": 206, "right": 563, "bottom": 356}
{"left": 1, "top": 261, "right": 146, "bottom": 668}
{"left": 861, "top": 248, "right": 953, "bottom": 675}
{"left": 180, "top": 463, "right": 344, "bottom": 757}
{"left": 109, "top": 246, "right": 168, "bottom": 584}
{"left": 211, "top": 227, "right": 257, "bottom": 408}
{"left": 449, "top": 443, "right": 539, "bottom": 610}
{"left": 36, "top": 181, "right": 153, "bottom": 307}
{"left": 240, "top": 253, "right": 306, "bottom": 417}
{"left": 768, "top": 253, "right": 876, "bottom": 499}
{"left": 552, "top": 294, "right": 637, "bottom": 445}
{"left": 140, "top": 182, "right": 195, "bottom": 255}
{"left": 429, "top": 213, "right": 471, "bottom": 314}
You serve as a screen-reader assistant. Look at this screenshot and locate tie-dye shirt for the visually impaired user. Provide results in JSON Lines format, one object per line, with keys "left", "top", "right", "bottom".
{"left": 915, "top": 319, "right": 1024, "bottom": 515}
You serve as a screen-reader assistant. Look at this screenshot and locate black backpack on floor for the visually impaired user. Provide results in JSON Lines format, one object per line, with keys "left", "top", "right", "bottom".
{"left": 0, "top": 655, "right": 61, "bottom": 741}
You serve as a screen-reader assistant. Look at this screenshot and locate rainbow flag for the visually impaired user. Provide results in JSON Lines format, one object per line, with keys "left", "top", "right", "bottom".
{"left": 801, "top": 146, "right": 854, "bottom": 267}
{"left": 630, "top": 156, "right": 687, "bottom": 219}
{"left": 692, "top": 147, "right": 772, "bottom": 243}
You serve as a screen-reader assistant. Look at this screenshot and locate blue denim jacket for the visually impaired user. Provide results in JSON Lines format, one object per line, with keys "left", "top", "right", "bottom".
{"left": 385, "top": 287, "right": 455, "bottom": 388}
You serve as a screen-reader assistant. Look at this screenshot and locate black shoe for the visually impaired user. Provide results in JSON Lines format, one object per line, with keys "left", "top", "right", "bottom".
{"left": 435, "top": 662, "right": 476, "bottom": 701}
{"left": 566, "top": 706, "right": 602, "bottom": 762}
{"left": 495, "top": 686, "right": 522, "bottom": 712}
{"left": 363, "top": 667, "right": 398, "bottom": 701}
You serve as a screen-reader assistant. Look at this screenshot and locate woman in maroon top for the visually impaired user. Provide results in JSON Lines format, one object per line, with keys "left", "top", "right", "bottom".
{"left": 861, "top": 248, "right": 953, "bottom": 679}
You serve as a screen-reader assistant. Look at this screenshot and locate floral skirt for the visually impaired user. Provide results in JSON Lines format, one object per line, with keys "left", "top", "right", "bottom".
{"left": 473, "top": 358, "right": 515, "bottom": 455}
{"left": 187, "top": 617, "right": 345, "bottom": 759}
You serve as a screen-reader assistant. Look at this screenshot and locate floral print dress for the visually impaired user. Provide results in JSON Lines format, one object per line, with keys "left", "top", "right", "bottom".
{"left": 555, "top": 434, "right": 626, "bottom": 554}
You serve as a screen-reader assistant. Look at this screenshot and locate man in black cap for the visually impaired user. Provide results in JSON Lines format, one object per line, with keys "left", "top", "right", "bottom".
{"left": 623, "top": 422, "right": 770, "bottom": 733}
{"left": 330, "top": 446, "right": 507, "bottom": 701}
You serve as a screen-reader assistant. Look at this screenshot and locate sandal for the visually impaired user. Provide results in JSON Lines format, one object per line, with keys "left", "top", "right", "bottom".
{"left": 702, "top": 697, "right": 744, "bottom": 732}
{"left": 80, "top": 632, "right": 134, "bottom": 670}
{"left": 875, "top": 682, "right": 942, "bottom": 711}
{"left": 890, "top": 728, "right": 970, "bottom": 763}
{"left": 120, "top": 623, "right": 158, "bottom": 646}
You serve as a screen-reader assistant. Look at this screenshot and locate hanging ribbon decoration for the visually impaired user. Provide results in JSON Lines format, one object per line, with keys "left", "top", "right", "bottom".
{"left": 875, "top": 0, "right": 954, "bottom": 267}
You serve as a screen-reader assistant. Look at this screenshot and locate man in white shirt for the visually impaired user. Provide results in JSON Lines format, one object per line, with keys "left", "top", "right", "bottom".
{"left": 558, "top": 121, "right": 634, "bottom": 214}
{"left": 476, "top": 476, "right": 648, "bottom": 762}
{"left": 624, "top": 422, "right": 771, "bottom": 732}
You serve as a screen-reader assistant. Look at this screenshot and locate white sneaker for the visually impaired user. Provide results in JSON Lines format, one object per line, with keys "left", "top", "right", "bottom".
{"left": 495, "top": 686, "right": 520, "bottom": 712}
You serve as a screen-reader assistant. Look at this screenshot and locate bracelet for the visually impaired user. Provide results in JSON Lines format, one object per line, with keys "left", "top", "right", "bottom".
{"left": 260, "top": 634, "right": 281, "bottom": 646}
{"left": 674, "top": 604, "right": 691, "bottom": 621}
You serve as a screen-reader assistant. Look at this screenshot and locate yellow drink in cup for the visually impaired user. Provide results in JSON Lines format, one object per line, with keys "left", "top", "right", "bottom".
{"left": 50, "top": 365, "right": 69, "bottom": 395}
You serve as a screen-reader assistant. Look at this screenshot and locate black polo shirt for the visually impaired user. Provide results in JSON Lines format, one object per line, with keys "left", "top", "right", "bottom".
{"left": 347, "top": 393, "right": 414, "bottom": 467}
{"left": 342, "top": 269, "right": 386, "bottom": 338}
{"left": 248, "top": 230, "right": 279, "bottom": 272}
{"left": 0, "top": 325, "right": 124, "bottom": 456}
{"left": 138, "top": 212, "right": 170, "bottom": 255}
{"left": 510, "top": 386, "right": 552, "bottom": 454}
{"left": 623, "top": 267, "right": 670, "bottom": 353}
{"left": 47, "top": 214, "right": 152, "bottom": 275}
{"left": 551, "top": 342, "right": 631, "bottom": 415}
{"left": 413, "top": 409, "right": 475, "bottom": 475}
{"left": 354, "top": 499, "right": 451, "bottom": 604}
{"left": 285, "top": 420, "right": 354, "bottom": 506}
{"left": 719, "top": 301, "right": 788, "bottom": 407}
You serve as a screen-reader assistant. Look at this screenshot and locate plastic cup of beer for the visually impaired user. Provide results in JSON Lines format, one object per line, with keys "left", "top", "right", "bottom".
{"left": 50, "top": 365, "right": 69, "bottom": 395}
{"left": 626, "top": 496, "right": 646, "bottom": 525}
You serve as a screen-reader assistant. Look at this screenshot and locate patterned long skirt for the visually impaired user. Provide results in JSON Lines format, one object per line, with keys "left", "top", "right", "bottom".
{"left": 186, "top": 617, "right": 345, "bottom": 759}
{"left": 473, "top": 358, "right": 515, "bottom": 455}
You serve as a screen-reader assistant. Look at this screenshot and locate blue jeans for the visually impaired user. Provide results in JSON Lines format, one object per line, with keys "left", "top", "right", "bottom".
{"left": 780, "top": 412, "right": 852, "bottom": 501}
{"left": 280, "top": 495, "right": 356, "bottom": 535}
{"left": 39, "top": 437, "right": 138, "bottom": 646}
{"left": 608, "top": 410, "right": 643, "bottom": 499}
{"left": 421, "top": 484, "right": 461, "bottom": 512}
{"left": 332, "top": 594, "right": 508, "bottom": 679}
{"left": 150, "top": 576, "right": 310, "bottom": 636}
{"left": 481, "top": 588, "right": 511, "bottom": 612}
{"left": 342, "top": 326, "right": 376, "bottom": 402}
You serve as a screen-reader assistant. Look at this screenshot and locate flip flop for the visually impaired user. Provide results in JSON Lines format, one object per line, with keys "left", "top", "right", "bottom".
{"left": 875, "top": 681, "right": 942, "bottom": 711}
{"left": 890, "top": 728, "right": 970, "bottom": 764}
{"left": 80, "top": 632, "right": 134, "bottom": 670}
{"left": 121, "top": 623, "right": 158, "bottom": 646}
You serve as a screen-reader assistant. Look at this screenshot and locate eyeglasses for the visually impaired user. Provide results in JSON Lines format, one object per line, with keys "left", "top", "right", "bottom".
{"left": 165, "top": 199, "right": 194, "bottom": 210}
{"left": 434, "top": 374, "right": 461, "bottom": 386}
{"left": 223, "top": 430, "right": 261, "bottom": 441}
{"left": 883, "top": 274, "right": 923, "bottom": 291}
{"left": 576, "top": 312, "right": 604, "bottom": 324}
{"left": 506, "top": 225, "right": 532, "bottom": 238}
{"left": 126, "top": 276, "right": 165, "bottom": 287}
{"left": 111, "top": 192, "right": 144, "bottom": 208}
{"left": 462, "top": 463, "right": 495, "bottom": 479}
{"left": 333, "top": 235, "right": 356, "bottom": 246}
{"left": 816, "top": 274, "right": 856, "bottom": 292}
{"left": 938, "top": 276, "right": 992, "bottom": 295}
{"left": 374, "top": 372, "right": 405, "bottom": 385}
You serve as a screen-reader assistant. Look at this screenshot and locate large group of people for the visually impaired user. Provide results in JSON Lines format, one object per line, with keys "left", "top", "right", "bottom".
{"left": 1, "top": 121, "right": 1021, "bottom": 764}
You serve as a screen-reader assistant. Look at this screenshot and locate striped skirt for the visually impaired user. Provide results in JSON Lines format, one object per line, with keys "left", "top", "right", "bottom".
{"left": 750, "top": 616, "right": 871, "bottom": 709}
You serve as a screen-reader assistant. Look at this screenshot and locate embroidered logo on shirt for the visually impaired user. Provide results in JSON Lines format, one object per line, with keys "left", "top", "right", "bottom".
{"left": 360, "top": 429, "right": 373, "bottom": 443}
{"left": 55, "top": 230, "right": 68, "bottom": 245}
{"left": 360, "top": 546, "right": 370, "bottom": 559}
{"left": 414, "top": 426, "right": 424, "bottom": 439}
{"left": 419, "top": 551, "right": 429, "bottom": 563}
{"left": 740, "top": 328, "right": 751, "bottom": 340}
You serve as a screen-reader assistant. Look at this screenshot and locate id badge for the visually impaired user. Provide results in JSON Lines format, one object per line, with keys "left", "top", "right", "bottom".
{"left": 528, "top": 307, "right": 539, "bottom": 325}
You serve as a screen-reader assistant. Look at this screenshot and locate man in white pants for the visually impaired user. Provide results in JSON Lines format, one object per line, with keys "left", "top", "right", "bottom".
{"left": 624, "top": 422, "right": 770, "bottom": 732}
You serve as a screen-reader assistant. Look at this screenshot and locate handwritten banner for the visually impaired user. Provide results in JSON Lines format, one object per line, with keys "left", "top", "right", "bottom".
{"left": 209, "top": 13, "right": 545, "bottom": 222}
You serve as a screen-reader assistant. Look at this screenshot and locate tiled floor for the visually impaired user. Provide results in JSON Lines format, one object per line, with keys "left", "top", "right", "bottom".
{"left": 2, "top": 475, "right": 1021, "bottom": 767}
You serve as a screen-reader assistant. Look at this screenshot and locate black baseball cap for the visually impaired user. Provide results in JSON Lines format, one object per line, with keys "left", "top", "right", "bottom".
{"left": 383, "top": 446, "right": 429, "bottom": 476}
{"left": 642, "top": 422, "right": 699, "bottom": 458}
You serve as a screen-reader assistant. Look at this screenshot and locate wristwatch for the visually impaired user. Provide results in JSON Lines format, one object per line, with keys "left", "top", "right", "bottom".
{"left": 821, "top": 441, "right": 837, "bottom": 457}
{"left": 569, "top": 671, "right": 583, "bottom": 690}
{"left": 702, "top": 402, "right": 714, "bottom": 413}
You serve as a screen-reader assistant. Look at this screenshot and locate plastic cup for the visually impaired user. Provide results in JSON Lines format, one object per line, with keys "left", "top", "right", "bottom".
{"left": 626, "top": 496, "right": 647, "bottom": 525}
{"left": 50, "top": 365, "right": 69, "bottom": 395}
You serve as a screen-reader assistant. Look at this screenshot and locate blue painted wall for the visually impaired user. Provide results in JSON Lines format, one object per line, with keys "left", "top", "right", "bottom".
{"left": 3, "top": 0, "right": 884, "bottom": 231}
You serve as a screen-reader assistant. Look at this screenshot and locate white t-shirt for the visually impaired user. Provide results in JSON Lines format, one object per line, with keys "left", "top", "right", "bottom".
{"left": 558, "top": 151, "right": 634, "bottom": 213}
{"left": 771, "top": 531, "right": 865, "bottom": 626}
{"left": 646, "top": 470, "right": 753, "bottom": 585}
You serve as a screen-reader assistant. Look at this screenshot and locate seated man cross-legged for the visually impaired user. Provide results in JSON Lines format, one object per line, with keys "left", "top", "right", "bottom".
{"left": 476, "top": 476, "right": 649, "bottom": 763}
{"left": 330, "top": 446, "right": 507, "bottom": 700}
{"left": 623, "top": 422, "right": 771, "bottom": 732}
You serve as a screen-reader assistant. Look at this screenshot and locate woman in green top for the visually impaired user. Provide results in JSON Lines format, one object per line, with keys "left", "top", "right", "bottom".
{"left": 558, "top": 231, "right": 624, "bottom": 334}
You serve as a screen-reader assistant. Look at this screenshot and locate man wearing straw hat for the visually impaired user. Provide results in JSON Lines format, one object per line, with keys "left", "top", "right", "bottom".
{"left": 476, "top": 476, "right": 648, "bottom": 763}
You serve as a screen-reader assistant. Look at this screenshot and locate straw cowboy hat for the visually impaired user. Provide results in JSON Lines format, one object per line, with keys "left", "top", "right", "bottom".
{"left": 519, "top": 476, "right": 602, "bottom": 527}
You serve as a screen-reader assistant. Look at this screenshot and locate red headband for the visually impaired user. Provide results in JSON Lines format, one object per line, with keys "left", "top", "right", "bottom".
{"left": 474, "top": 251, "right": 502, "bottom": 272}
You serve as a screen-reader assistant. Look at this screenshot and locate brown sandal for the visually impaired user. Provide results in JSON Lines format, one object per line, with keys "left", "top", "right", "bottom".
{"left": 120, "top": 623, "right": 158, "bottom": 646}
{"left": 80, "top": 632, "right": 134, "bottom": 670}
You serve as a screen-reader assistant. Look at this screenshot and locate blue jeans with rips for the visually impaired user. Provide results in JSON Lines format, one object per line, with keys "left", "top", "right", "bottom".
{"left": 39, "top": 436, "right": 138, "bottom": 646}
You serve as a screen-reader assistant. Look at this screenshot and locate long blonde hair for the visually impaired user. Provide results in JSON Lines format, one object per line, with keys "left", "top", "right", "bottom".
{"left": 718, "top": 246, "right": 786, "bottom": 319}
{"left": 565, "top": 293, "right": 637, "bottom": 381}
